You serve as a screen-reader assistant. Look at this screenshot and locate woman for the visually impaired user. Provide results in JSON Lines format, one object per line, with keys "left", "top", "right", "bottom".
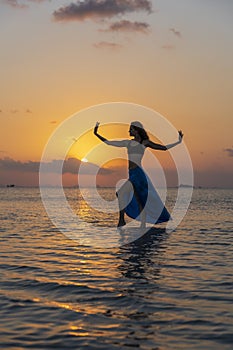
{"left": 94, "top": 121, "right": 183, "bottom": 229}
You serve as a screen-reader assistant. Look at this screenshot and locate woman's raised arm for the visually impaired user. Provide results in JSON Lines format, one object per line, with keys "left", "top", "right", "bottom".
{"left": 144, "top": 130, "right": 183, "bottom": 151}
{"left": 93, "top": 122, "right": 128, "bottom": 147}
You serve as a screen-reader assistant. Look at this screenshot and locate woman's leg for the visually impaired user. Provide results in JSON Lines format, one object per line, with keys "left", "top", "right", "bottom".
{"left": 116, "top": 180, "right": 133, "bottom": 227}
{"left": 116, "top": 180, "right": 146, "bottom": 229}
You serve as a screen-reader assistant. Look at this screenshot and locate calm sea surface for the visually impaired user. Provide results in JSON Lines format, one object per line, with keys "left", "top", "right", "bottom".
{"left": 0, "top": 188, "right": 232, "bottom": 349}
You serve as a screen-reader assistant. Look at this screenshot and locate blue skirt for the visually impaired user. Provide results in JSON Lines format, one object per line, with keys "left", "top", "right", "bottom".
{"left": 124, "top": 166, "right": 170, "bottom": 224}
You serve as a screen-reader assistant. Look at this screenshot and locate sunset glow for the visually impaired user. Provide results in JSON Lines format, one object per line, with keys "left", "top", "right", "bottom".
{"left": 0, "top": 0, "right": 232, "bottom": 188}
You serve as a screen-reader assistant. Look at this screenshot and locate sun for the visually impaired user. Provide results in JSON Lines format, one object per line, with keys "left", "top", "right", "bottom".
{"left": 81, "top": 157, "right": 88, "bottom": 163}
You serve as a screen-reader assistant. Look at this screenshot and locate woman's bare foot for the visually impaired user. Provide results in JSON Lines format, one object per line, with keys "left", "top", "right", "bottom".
{"left": 117, "top": 220, "right": 126, "bottom": 228}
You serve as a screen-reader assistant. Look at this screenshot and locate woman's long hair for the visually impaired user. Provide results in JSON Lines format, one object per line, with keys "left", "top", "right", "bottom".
{"left": 131, "top": 121, "right": 149, "bottom": 143}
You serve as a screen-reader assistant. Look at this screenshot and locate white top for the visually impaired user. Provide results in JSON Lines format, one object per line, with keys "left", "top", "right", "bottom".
{"left": 105, "top": 139, "right": 145, "bottom": 167}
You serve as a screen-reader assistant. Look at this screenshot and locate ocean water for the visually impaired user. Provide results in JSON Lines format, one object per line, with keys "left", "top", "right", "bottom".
{"left": 0, "top": 187, "right": 232, "bottom": 349}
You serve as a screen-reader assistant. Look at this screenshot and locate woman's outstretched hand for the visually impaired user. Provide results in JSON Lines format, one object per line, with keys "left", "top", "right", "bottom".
{"left": 94, "top": 121, "right": 100, "bottom": 135}
{"left": 178, "top": 130, "right": 183, "bottom": 143}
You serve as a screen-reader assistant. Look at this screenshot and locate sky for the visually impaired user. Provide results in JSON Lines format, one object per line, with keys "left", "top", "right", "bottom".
{"left": 0, "top": 0, "right": 233, "bottom": 187}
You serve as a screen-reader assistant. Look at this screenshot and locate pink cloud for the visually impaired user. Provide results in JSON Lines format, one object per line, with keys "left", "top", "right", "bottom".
{"left": 53, "top": 0, "right": 152, "bottom": 22}
{"left": 93, "top": 41, "right": 123, "bottom": 50}
{"left": 104, "top": 20, "right": 150, "bottom": 34}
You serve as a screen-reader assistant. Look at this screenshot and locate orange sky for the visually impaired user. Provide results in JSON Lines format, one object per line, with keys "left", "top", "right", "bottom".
{"left": 0, "top": 0, "right": 233, "bottom": 187}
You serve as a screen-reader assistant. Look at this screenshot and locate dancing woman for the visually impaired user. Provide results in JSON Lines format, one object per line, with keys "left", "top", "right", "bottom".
{"left": 94, "top": 121, "right": 183, "bottom": 229}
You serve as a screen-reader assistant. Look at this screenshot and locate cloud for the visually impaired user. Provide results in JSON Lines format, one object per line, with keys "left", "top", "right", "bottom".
{"left": 93, "top": 41, "right": 123, "bottom": 50}
{"left": 224, "top": 148, "right": 233, "bottom": 157}
{"left": 170, "top": 28, "right": 182, "bottom": 38}
{"left": 0, "top": 157, "right": 40, "bottom": 172}
{"left": 0, "top": 157, "right": 113, "bottom": 175}
{"left": 4, "top": 0, "right": 28, "bottom": 9}
{"left": 4, "top": 0, "right": 48, "bottom": 9}
{"left": 68, "top": 158, "right": 112, "bottom": 175}
{"left": 53, "top": 0, "right": 152, "bottom": 22}
{"left": 104, "top": 20, "right": 150, "bottom": 34}
{"left": 161, "top": 44, "right": 175, "bottom": 50}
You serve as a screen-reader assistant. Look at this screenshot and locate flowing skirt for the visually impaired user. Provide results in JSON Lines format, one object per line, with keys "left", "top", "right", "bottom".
{"left": 124, "top": 166, "right": 170, "bottom": 224}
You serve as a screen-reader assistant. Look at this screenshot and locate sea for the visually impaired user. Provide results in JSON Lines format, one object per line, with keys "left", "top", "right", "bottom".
{"left": 0, "top": 187, "right": 232, "bottom": 350}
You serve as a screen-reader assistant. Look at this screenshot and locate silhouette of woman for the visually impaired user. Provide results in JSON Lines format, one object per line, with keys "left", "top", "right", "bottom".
{"left": 94, "top": 121, "right": 183, "bottom": 229}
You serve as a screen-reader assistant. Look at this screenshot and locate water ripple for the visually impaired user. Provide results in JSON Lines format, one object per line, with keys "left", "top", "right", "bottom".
{"left": 0, "top": 188, "right": 232, "bottom": 349}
